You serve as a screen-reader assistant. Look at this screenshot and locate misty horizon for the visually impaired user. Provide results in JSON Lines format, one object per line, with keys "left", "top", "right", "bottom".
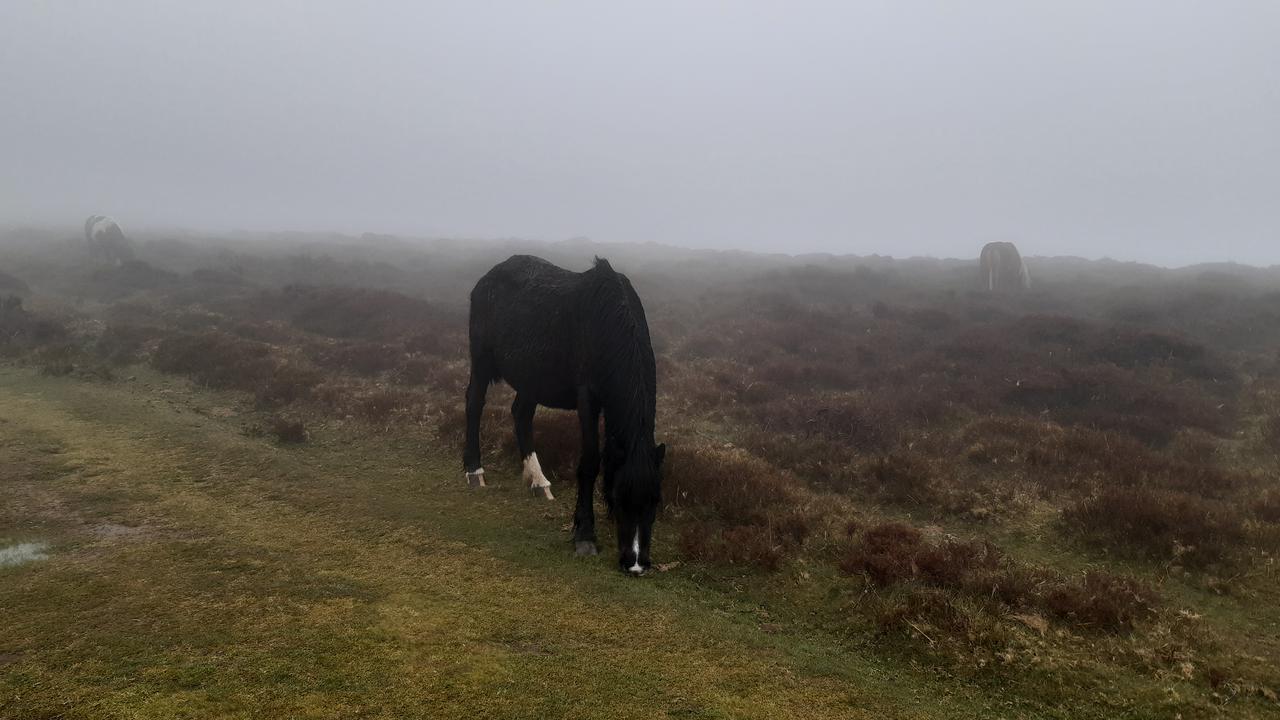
{"left": 3, "top": 2, "right": 1277, "bottom": 267}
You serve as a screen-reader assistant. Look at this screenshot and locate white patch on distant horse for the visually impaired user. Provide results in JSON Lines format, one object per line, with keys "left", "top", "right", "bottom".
{"left": 90, "top": 217, "right": 118, "bottom": 240}
{"left": 523, "top": 452, "right": 554, "bottom": 500}
{"left": 0, "top": 542, "right": 49, "bottom": 568}
{"left": 628, "top": 530, "right": 643, "bottom": 574}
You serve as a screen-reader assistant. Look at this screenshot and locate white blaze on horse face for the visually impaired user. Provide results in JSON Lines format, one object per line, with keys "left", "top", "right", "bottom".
{"left": 629, "top": 530, "right": 643, "bottom": 574}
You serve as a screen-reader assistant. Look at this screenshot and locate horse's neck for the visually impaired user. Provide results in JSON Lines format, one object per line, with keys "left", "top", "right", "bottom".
{"left": 602, "top": 388, "right": 654, "bottom": 446}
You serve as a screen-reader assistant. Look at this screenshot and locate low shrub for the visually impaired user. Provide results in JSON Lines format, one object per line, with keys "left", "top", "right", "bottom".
{"left": 840, "top": 522, "right": 1158, "bottom": 632}
{"left": 0, "top": 296, "right": 67, "bottom": 355}
{"left": 353, "top": 388, "right": 427, "bottom": 422}
{"left": 865, "top": 454, "right": 936, "bottom": 505}
{"left": 677, "top": 521, "right": 786, "bottom": 571}
{"left": 838, "top": 522, "right": 923, "bottom": 584}
{"left": 1061, "top": 486, "right": 1245, "bottom": 566}
{"left": 314, "top": 342, "right": 401, "bottom": 376}
{"left": 151, "top": 331, "right": 321, "bottom": 406}
{"left": 664, "top": 445, "right": 798, "bottom": 526}
{"left": 94, "top": 324, "right": 162, "bottom": 364}
{"left": 275, "top": 285, "right": 443, "bottom": 341}
{"left": 1041, "top": 570, "right": 1157, "bottom": 631}
{"left": 270, "top": 417, "right": 307, "bottom": 444}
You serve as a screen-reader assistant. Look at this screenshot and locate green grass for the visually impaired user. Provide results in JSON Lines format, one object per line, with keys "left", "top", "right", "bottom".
{"left": 0, "top": 368, "right": 973, "bottom": 719}
{"left": 0, "top": 367, "right": 1276, "bottom": 718}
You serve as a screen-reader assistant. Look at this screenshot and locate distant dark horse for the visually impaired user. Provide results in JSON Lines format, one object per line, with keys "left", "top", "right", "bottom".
{"left": 464, "top": 255, "right": 665, "bottom": 574}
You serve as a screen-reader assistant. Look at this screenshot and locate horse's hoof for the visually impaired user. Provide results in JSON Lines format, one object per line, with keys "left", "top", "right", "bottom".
{"left": 466, "top": 469, "right": 486, "bottom": 489}
{"left": 574, "top": 541, "right": 599, "bottom": 556}
{"left": 530, "top": 484, "right": 555, "bottom": 501}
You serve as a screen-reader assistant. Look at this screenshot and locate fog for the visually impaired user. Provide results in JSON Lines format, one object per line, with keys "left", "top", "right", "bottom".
{"left": 2, "top": 2, "right": 1277, "bottom": 267}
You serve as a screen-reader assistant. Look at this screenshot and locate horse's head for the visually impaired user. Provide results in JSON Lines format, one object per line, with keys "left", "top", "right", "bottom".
{"left": 608, "top": 441, "right": 666, "bottom": 575}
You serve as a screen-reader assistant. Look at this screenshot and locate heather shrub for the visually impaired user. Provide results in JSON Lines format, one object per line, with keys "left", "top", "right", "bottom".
{"left": 152, "top": 331, "right": 273, "bottom": 388}
{"left": 754, "top": 393, "right": 900, "bottom": 455}
{"left": 269, "top": 417, "right": 307, "bottom": 444}
{"left": 664, "top": 445, "right": 798, "bottom": 526}
{"left": 0, "top": 296, "right": 67, "bottom": 355}
{"left": 151, "top": 331, "right": 321, "bottom": 406}
{"left": 1041, "top": 571, "right": 1157, "bottom": 631}
{"left": 955, "top": 414, "right": 1241, "bottom": 501}
{"left": 275, "top": 285, "right": 441, "bottom": 340}
{"left": 94, "top": 324, "right": 161, "bottom": 364}
{"left": 314, "top": 342, "right": 400, "bottom": 376}
{"left": 1061, "top": 486, "right": 1246, "bottom": 566}
{"left": 838, "top": 522, "right": 923, "bottom": 585}
{"left": 86, "top": 260, "right": 179, "bottom": 299}
{"left": 841, "top": 522, "right": 1158, "bottom": 632}
{"left": 864, "top": 454, "right": 936, "bottom": 505}
{"left": 663, "top": 445, "right": 818, "bottom": 569}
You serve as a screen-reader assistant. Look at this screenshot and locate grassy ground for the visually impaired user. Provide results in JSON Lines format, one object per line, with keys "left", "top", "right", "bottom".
{"left": 0, "top": 367, "right": 1043, "bottom": 720}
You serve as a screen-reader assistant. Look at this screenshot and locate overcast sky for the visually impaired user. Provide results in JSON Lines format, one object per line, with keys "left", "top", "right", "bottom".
{"left": 2, "top": 2, "right": 1277, "bottom": 266}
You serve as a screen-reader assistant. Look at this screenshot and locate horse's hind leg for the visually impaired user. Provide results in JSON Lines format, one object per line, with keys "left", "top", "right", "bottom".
{"left": 513, "top": 393, "right": 554, "bottom": 500}
{"left": 572, "top": 387, "right": 601, "bottom": 556}
{"left": 463, "top": 360, "right": 492, "bottom": 488}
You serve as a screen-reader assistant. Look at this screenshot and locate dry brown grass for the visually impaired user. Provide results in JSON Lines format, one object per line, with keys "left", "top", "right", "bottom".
{"left": 151, "top": 330, "right": 323, "bottom": 406}
{"left": 840, "top": 521, "right": 1158, "bottom": 632}
{"left": 664, "top": 445, "right": 816, "bottom": 569}
{"left": 1061, "top": 486, "right": 1247, "bottom": 567}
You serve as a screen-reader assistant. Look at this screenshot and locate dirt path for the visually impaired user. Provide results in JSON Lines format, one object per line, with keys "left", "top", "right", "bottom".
{"left": 0, "top": 369, "right": 1007, "bottom": 719}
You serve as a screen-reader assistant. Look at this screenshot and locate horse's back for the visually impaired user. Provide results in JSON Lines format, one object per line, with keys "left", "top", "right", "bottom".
{"left": 470, "top": 255, "right": 581, "bottom": 331}
{"left": 469, "top": 255, "right": 583, "bottom": 405}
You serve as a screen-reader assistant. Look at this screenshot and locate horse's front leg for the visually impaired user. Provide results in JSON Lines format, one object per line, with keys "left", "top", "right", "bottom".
{"left": 512, "top": 393, "right": 554, "bottom": 500}
{"left": 463, "top": 360, "right": 491, "bottom": 488}
{"left": 573, "top": 387, "right": 601, "bottom": 556}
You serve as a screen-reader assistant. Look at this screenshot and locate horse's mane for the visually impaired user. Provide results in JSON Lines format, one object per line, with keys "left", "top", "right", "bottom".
{"left": 584, "top": 258, "right": 658, "bottom": 478}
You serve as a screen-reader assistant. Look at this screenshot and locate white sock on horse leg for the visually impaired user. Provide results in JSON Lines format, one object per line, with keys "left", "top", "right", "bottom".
{"left": 523, "top": 452, "right": 555, "bottom": 499}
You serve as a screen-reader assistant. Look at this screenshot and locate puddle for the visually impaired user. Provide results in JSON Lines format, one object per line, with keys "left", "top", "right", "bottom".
{"left": 0, "top": 542, "right": 50, "bottom": 567}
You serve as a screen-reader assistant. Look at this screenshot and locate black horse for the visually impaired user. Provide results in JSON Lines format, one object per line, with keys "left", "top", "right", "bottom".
{"left": 464, "top": 255, "right": 665, "bottom": 574}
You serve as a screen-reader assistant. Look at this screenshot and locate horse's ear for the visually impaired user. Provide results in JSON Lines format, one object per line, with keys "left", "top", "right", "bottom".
{"left": 654, "top": 443, "right": 666, "bottom": 468}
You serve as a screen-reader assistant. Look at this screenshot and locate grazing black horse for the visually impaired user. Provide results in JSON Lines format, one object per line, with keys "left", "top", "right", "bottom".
{"left": 464, "top": 255, "right": 665, "bottom": 574}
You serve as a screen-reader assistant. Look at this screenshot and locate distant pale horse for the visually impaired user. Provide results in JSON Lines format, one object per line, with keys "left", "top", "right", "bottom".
{"left": 978, "top": 241, "right": 1030, "bottom": 291}
{"left": 83, "top": 215, "right": 135, "bottom": 266}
